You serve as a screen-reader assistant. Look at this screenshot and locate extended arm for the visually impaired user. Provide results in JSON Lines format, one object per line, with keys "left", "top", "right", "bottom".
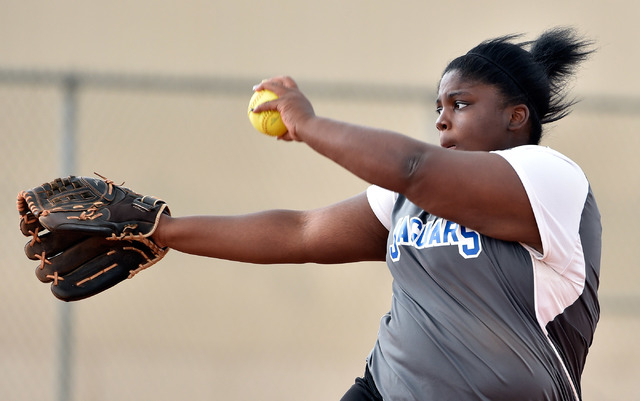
{"left": 153, "top": 192, "right": 388, "bottom": 264}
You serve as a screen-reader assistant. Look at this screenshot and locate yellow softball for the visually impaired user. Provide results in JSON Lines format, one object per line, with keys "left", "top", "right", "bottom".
{"left": 247, "top": 90, "right": 287, "bottom": 137}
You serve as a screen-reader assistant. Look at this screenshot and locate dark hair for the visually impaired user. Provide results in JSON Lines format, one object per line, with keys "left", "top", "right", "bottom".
{"left": 442, "top": 27, "right": 595, "bottom": 144}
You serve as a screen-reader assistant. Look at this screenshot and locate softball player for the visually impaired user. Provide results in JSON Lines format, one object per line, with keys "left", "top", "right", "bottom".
{"left": 153, "top": 27, "right": 600, "bottom": 400}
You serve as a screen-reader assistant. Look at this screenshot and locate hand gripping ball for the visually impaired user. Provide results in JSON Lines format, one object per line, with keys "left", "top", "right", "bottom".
{"left": 247, "top": 90, "right": 287, "bottom": 137}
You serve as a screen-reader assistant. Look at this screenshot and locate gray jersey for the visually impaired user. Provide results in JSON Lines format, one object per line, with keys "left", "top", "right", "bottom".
{"left": 366, "top": 145, "right": 601, "bottom": 401}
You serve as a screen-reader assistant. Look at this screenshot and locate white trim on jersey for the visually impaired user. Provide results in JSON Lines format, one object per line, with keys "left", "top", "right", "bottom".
{"left": 366, "top": 184, "right": 397, "bottom": 231}
{"left": 494, "top": 145, "right": 589, "bottom": 330}
{"left": 496, "top": 145, "right": 589, "bottom": 401}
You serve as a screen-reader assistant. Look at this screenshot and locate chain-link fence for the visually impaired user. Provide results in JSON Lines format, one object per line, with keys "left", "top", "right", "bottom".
{"left": 1, "top": 68, "right": 639, "bottom": 401}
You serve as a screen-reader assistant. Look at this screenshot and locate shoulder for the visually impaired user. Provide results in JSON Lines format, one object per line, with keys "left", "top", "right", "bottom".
{"left": 492, "top": 145, "right": 588, "bottom": 198}
{"left": 493, "top": 145, "right": 582, "bottom": 171}
{"left": 494, "top": 145, "right": 591, "bottom": 266}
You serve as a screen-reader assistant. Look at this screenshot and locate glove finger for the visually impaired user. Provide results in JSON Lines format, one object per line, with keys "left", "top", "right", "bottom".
{"left": 25, "top": 230, "right": 90, "bottom": 261}
{"left": 50, "top": 254, "right": 131, "bottom": 301}
{"left": 34, "top": 235, "right": 117, "bottom": 282}
{"left": 50, "top": 241, "right": 162, "bottom": 302}
{"left": 19, "top": 212, "right": 44, "bottom": 237}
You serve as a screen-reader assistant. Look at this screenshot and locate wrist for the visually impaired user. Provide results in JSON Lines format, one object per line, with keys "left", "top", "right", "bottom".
{"left": 152, "top": 213, "right": 170, "bottom": 248}
{"left": 294, "top": 115, "right": 324, "bottom": 141}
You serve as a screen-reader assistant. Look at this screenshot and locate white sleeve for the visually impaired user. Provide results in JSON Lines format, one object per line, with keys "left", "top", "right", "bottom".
{"left": 366, "top": 185, "right": 398, "bottom": 231}
{"left": 493, "top": 145, "right": 589, "bottom": 273}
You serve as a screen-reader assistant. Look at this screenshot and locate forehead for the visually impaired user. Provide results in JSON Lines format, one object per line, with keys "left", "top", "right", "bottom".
{"left": 437, "top": 70, "right": 501, "bottom": 101}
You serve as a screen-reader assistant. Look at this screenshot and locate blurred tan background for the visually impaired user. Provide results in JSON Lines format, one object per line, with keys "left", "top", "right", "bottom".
{"left": 1, "top": 1, "right": 638, "bottom": 400}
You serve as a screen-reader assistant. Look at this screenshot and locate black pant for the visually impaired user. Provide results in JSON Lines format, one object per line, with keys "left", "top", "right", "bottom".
{"left": 340, "top": 366, "right": 383, "bottom": 401}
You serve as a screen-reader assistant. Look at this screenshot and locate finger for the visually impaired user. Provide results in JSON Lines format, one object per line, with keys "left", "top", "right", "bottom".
{"left": 253, "top": 76, "right": 298, "bottom": 94}
{"left": 277, "top": 132, "right": 297, "bottom": 142}
{"left": 25, "top": 230, "right": 89, "bottom": 261}
{"left": 17, "top": 190, "right": 45, "bottom": 237}
{"left": 19, "top": 212, "right": 45, "bottom": 237}
{"left": 251, "top": 98, "right": 279, "bottom": 114}
{"left": 50, "top": 241, "right": 162, "bottom": 301}
{"left": 33, "top": 235, "right": 117, "bottom": 282}
{"left": 279, "top": 76, "right": 298, "bottom": 89}
{"left": 49, "top": 251, "right": 132, "bottom": 301}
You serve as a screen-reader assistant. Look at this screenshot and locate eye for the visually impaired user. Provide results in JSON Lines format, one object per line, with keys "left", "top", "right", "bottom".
{"left": 454, "top": 101, "right": 469, "bottom": 110}
{"left": 435, "top": 106, "right": 443, "bottom": 115}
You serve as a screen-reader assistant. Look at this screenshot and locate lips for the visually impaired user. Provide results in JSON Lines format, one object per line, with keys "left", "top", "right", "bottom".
{"left": 440, "top": 140, "right": 457, "bottom": 150}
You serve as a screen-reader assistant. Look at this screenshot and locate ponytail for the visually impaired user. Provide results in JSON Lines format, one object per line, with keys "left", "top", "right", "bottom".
{"left": 530, "top": 27, "right": 595, "bottom": 126}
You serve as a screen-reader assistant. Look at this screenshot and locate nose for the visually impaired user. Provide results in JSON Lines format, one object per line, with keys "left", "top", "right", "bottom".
{"left": 435, "top": 111, "right": 448, "bottom": 131}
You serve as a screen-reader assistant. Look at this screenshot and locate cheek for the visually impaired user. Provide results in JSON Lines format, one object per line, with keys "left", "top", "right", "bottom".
{"left": 462, "top": 116, "right": 503, "bottom": 149}
{"left": 458, "top": 116, "right": 484, "bottom": 140}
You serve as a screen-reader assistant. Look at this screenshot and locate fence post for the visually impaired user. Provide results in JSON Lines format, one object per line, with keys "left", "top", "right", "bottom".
{"left": 57, "top": 74, "right": 78, "bottom": 401}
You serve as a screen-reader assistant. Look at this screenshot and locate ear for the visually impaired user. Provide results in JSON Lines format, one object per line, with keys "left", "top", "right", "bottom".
{"left": 507, "top": 104, "right": 530, "bottom": 132}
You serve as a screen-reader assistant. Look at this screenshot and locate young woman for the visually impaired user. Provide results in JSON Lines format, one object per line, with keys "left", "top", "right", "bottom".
{"left": 153, "top": 27, "right": 600, "bottom": 401}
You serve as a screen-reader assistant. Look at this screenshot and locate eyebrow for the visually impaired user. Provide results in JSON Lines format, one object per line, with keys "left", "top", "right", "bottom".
{"left": 435, "top": 90, "right": 473, "bottom": 104}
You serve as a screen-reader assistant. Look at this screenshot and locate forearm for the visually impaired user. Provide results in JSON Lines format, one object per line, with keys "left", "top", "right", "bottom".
{"left": 298, "top": 117, "right": 436, "bottom": 196}
{"left": 152, "top": 193, "right": 388, "bottom": 265}
{"left": 154, "top": 211, "right": 312, "bottom": 264}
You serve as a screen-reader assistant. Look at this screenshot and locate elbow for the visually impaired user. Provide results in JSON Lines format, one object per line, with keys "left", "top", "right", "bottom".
{"left": 396, "top": 152, "right": 428, "bottom": 194}
{"left": 395, "top": 150, "right": 447, "bottom": 213}
{"left": 405, "top": 153, "right": 425, "bottom": 179}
